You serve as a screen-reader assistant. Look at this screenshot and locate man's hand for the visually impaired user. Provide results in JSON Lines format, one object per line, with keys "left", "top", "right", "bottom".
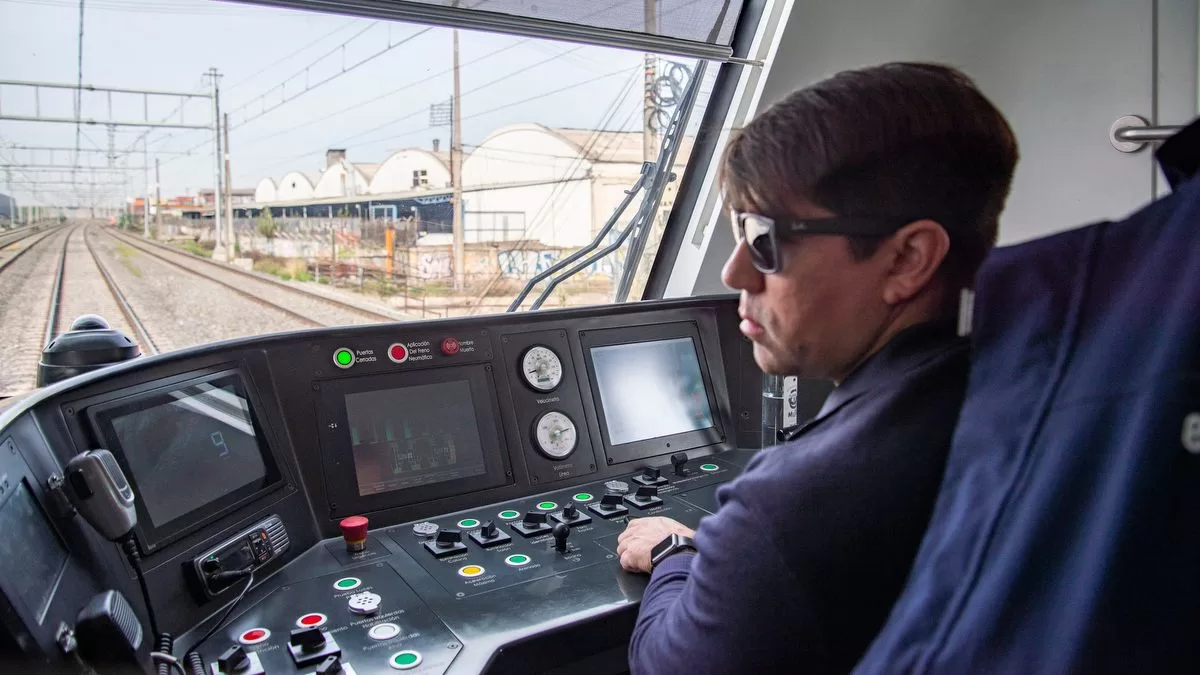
{"left": 616, "top": 517, "right": 695, "bottom": 574}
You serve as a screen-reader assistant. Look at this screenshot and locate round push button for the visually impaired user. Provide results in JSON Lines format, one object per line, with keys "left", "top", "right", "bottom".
{"left": 296, "top": 613, "right": 327, "bottom": 628}
{"left": 333, "top": 348, "right": 355, "bottom": 369}
{"left": 504, "top": 554, "right": 531, "bottom": 567}
{"left": 457, "top": 564, "right": 485, "bottom": 578}
{"left": 387, "top": 343, "right": 409, "bottom": 364}
{"left": 572, "top": 493, "right": 593, "bottom": 503}
{"left": 333, "top": 577, "right": 362, "bottom": 591}
{"left": 238, "top": 628, "right": 270, "bottom": 645}
{"left": 441, "top": 338, "right": 460, "bottom": 355}
{"left": 349, "top": 591, "right": 382, "bottom": 615}
{"left": 700, "top": 463, "right": 719, "bottom": 472}
{"left": 369, "top": 623, "right": 401, "bottom": 641}
{"left": 457, "top": 518, "right": 480, "bottom": 529}
{"left": 498, "top": 509, "right": 520, "bottom": 520}
{"left": 390, "top": 650, "right": 423, "bottom": 670}
{"left": 536, "top": 501, "right": 557, "bottom": 511}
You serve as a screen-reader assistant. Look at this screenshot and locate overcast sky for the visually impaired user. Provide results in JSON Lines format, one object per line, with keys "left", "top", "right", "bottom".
{"left": 0, "top": 0, "right": 709, "bottom": 206}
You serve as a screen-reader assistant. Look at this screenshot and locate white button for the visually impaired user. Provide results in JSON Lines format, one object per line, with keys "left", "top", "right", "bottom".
{"left": 348, "top": 591, "right": 382, "bottom": 615}
{"left": 369, "top": 622, "right": 401, "bottom": 641}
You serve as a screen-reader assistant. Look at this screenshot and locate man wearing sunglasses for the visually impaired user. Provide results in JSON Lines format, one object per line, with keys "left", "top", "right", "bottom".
{"left": 616, "top": 62, "right": 1018, "bottom": 673}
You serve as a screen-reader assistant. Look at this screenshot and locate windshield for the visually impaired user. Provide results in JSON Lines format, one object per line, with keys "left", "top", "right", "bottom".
{"left": 0, "top": 0, "right": 722, "bottom": 398}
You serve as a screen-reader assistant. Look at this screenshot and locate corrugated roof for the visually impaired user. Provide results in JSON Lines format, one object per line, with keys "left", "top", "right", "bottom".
{"left": 354, "top": 163, "right": 380, "bottom": 181}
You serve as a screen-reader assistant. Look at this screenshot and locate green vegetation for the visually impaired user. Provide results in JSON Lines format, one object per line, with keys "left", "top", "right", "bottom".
{"left": 114, "top": 243, "right": 143, "bottom": 278}
{"left": 294, "top": 270, "right": 313, "bottom": 282}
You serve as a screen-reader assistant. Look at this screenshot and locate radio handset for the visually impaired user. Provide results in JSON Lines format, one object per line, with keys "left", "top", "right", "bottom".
{"left": 65, "top": 449, "right": 136, "bottom": 542}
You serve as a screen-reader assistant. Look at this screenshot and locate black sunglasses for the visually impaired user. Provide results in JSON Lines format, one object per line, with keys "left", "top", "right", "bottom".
{"left": 732, "top": 212, "right": 917, "bottom": 273}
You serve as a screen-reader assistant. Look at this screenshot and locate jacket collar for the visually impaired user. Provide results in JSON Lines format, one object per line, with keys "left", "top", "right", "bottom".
{"left": 785, "top": 320, "right": 964, "bottom": 441}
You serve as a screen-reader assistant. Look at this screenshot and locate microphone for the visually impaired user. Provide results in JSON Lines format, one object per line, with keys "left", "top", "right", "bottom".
{"left": 65, "top": 449, "right": 136, "bottom": 542}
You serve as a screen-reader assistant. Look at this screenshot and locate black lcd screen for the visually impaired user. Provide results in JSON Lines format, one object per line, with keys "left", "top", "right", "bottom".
{"left": 590, "top": 337, "right": 715, "bottom": 445}
{"left": 0, "top": 480, "right": 67, "bottom": 622}
{"left": 346, "top": 380, "right": 488, "bottom": 497}
{"left": 90, "top": 371, "right": 280, "bottom": 548}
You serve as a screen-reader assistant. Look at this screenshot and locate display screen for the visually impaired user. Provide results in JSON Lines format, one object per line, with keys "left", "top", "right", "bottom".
{"left": 106, "top": 379, "right": 268, "bottom": 530}
{"left": 346, "top": 380, "right": 488, "bottom": 497}
{"left": 0, "top": 480, "right": 68, "bottom": 621}
{"left": 590, "top": 337, "right": 715, "bottom": 445}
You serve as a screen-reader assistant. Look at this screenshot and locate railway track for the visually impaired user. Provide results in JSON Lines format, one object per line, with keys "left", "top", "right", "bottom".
{"left": 0, "top": 225, "right": 63, "bottom": 275}
{"left": 104, "top": 228, "right": 409, "bottom": 327}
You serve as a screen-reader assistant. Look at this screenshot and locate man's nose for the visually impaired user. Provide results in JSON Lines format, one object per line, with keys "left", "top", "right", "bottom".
{"left": 722, "top": 240, "right": 764, "bottom": 293}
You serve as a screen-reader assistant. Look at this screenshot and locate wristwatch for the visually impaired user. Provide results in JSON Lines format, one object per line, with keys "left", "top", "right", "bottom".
{"left": 650, "top": 533, "right": 697, "bottom": 570}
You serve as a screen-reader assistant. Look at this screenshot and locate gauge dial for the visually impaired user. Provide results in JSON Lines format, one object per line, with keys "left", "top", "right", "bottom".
{"left": 521, "top": 345, "right": 563, "bottom": 392}
{"left": 533, "top": 411, "right": 577, "bottom": 460}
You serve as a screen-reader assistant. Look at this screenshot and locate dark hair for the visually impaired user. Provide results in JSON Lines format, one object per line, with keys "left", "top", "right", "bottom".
{"left": 720, "top": 62, "right": 1018, "bottom": 289}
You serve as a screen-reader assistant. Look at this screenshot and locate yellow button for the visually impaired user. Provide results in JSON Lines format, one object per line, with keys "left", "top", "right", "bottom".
{"left": 458, "top": 564, "right": 485, "bottom": 578}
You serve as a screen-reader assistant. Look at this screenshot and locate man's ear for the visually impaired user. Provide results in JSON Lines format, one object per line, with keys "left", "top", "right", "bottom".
{"left": 880, "top": 220, "right": 950, "bottom": 305}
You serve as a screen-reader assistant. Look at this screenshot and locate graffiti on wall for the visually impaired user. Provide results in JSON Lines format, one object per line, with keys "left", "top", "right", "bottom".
{"left": 418, "top": 252, "right": 453, "bottom": 279}
{"left": 497, "top": 250, "right": 618, "bottom": 279}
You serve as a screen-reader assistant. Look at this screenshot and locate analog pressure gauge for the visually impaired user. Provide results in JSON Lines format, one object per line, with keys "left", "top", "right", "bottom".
{"left": 533, "top": 411, "right": 577, "bottom": 460}
{"left": 521, "top": 345, "right": 563, "bottom": 392}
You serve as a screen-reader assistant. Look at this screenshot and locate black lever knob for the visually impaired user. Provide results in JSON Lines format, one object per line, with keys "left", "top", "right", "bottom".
{"left": 552, "top": 522, "right": 570, "bottom": 552}
{"left": 290, "top": 626, "right": 327, "bottom": 652}
{"left": 642, "top": 467, "right": 661, "bottom": 481}
{"left": 636, "top": 485, "right": 659, "bottom": 500}
{"left": 435, "top": 529, "right": 462, "bottom": 548}
{"left": 216, "top": 645, "right": 249, "bottom": 673}
{"left": 523, "top": 511, "right": 548, "bottom": 526}
{"left": 562, "top": 502, "right": 578, "bottom": 519}
{"left": 316, "top": 654, "right": 343, "bottom": 674}
{"left": 480, "top": 520, "right": 498, "bottom": 539}
{"left": 600, "top": 493, "right": 623, "bottom": 508}
{"left": 671, "top": 452, "right": 689, "bottom": 475}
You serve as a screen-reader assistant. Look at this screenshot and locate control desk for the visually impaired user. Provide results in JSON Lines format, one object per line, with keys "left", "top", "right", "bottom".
{"left": 0, "top": 296, "right": 806, "bottom": 675}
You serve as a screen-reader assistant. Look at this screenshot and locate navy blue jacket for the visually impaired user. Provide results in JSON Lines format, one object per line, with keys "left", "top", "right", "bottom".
{"left": 629, "top": 322, "right": 969, "bottom": 674}
{"left": 854, "top": 141, "right": 1200, "bottom": 672}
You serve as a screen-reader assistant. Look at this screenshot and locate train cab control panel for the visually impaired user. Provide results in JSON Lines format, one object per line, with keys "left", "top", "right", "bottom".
{"left": 0, "top": 296, "right": 789, "bottom": 674}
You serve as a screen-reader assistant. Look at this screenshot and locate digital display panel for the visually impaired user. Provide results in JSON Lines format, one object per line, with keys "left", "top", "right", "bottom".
{"left": 93, "top": 373, "right": 277, "bottom": 543}
{"left": 345, "top": 380, "right": 488, "bottom": 497}
{"left": 590, "top": 337, "right": 715, "bottom": 445}
{"left": 0, "top": 480, "right": 68, "bottom": 621}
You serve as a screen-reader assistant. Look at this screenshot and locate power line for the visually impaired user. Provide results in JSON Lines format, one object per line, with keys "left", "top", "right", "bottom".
{"left": 72, "top": 0, "right": 85, "bottom": 186}
{"left": 225, "top": 18, "right": 361, "bottom": 92}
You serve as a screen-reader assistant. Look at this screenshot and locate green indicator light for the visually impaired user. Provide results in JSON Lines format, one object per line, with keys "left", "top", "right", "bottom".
{"left": 333, "top": 577, "right": 360, "bottom": 590}
{"left": 457, "top": 518, "right": 479, "bottom": 529}
{"left": 333, "top": 348, "right": 355, "bottom": 368}
{"left": 572, "top": 493, "right": 594, "bottom": 502}
{"left": 536, "top": 501, "right": 557, "bottom": 511}
{"left": 505, "top": 554, "right": 530, "bottom": 566}
{"left": 498, "top": 510, "right": 520, "bottom": 520}
{"left": 700, "top": 463, "right": 719, "bottom": 472}
{"left": 390, "top": 650, "right": 422, "bottom": 669}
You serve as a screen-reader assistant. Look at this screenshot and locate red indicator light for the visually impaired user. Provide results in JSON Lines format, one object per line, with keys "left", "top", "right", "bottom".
{"left": 388, "top": 343, "right": 408, "bottom": 363}
{"left": 441, "top": 338, "right": 460, "bottom": 355}
{"left": 298, "top": 613, "right": 325, "bottom": 627}
{"left": 242, "top": 629, "right": 265, "bottom": 641}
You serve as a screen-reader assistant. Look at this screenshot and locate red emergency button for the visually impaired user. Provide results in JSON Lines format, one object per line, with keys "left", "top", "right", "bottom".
{"left": 340, "top": 515, "right": 369, "bottom": 553}
{"left": 297, "top": 613, "right": 327, "bottom": 628}
{"left": 238, "top": 628, "right": 270, "bottom": 645}
{"left": 387, "top": 343, "right": 408, "bottom": 364}
{"left": 441, "top": 338, "right": 460, "bottom": 355}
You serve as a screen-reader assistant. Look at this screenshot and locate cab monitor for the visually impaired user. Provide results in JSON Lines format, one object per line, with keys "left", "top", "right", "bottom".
{"left": 86, "top": 369, "right": 283, "bottom": 552}
{"left": 582, "top": 322, "right": 723, "bottom": 465}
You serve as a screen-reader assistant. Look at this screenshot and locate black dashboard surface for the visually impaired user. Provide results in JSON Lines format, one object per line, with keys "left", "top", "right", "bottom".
{"left": 0, "top": 295, "right": 787, "bottom": 674}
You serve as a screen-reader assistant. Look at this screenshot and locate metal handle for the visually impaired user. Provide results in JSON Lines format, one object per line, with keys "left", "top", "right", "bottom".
{"left": 1110, "top": 115, "right": 1184, "bottom": 153}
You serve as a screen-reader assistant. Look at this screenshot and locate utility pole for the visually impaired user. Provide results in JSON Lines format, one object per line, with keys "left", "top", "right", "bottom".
{"left": 223, "top": 112, "right": 234, "bottom": 260}
{"left": 154, "top": 158, "right": 161, "bottom": 229}
{"left": 451, "top": 28, "right": 465, "bottom": 291}
{"left": 643, "top": 0, "right": 658, "bottom": 163}
{"left": 143, "top": 137, "right": 150, "bottom": 237}
{"left": 206, "top": 67, "right": 225, "bottom": 258}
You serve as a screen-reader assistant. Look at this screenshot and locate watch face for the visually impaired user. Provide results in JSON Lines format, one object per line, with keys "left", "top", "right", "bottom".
{"left": 651, "top": 533, "right": 677, "bottom": 560}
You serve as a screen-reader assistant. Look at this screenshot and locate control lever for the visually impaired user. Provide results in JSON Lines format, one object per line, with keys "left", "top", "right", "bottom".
{"left": 290, "top": 626, "right": 327, "bottom": 652}
{"left": 216, "top": 645, "right": 249, "bottom": 673}
{"left": 480, "top": 520, "right": 499, "bottom": 539}
{"left": 552, "top": 522, "right": 570, "bottom": 553}
{"left": 671, "top": 452, "right": 690, "bottom": 476}
{"left": 435, "top": 529, "right": 462, "bottom": 549}
{"left": 288, "top": 626, "right": 341, "bottom": 668}
{"left": 642, "top": 467, "right": 661, "bottom": 481}
{"left": 562, "top": 502, "right": 578, "bottom": 520}
{"left": 316, "top": 654, "right": 344, "bottom": 674}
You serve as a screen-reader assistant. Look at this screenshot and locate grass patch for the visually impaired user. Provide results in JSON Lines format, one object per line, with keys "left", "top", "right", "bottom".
{"left": 294, "top": 270, "right": 313, "bottom": 283}
{"left": 114, "top": 243, "right": 143, "bottom": 278}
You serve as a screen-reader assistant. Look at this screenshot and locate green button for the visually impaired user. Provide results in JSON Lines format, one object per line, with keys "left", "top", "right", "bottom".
{"left": 390, "top": 650, "right": 422, "bottom": 670}
{"left": 572, "top": 493, "right": 594, "bottom": 503}
{"left": 498, "top": 509, "right": 520, "bottom": 520}
{"left": 700, "top": 463, "right": 719, "bottom": 472}
{"left": 457, "top": 518, "right": 480, "bottom": 529}
{"left": 536, "top": 501, "right": 557, "bottom": 511}
{"left": 333, "top": 348, "right": 355, "bottom": 369}
{"left": 333, "top": 577, "right": 361, "bottom": 590}
{"left": 505, "top": 554, "right": 531, "bottom": 567}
